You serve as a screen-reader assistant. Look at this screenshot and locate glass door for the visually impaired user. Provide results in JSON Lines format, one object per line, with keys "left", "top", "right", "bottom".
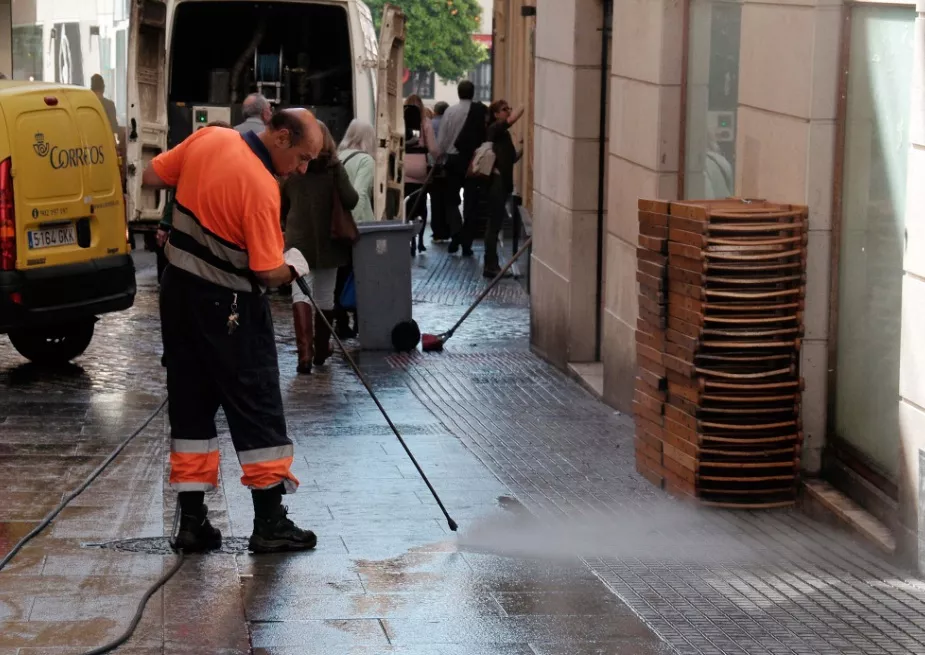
{"left": 834, "top": 5, "right": 916, "bottom": 479}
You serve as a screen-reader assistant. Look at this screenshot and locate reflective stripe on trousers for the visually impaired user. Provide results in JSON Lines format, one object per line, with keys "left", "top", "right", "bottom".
{"left": 238, "top": 445, "right": 298, "bottom": 493}
{"left": 170, "top": 438, "right": 220, "bottom": 492}
{"left": 169, "top": 441, "right": 299, "bottom": 493}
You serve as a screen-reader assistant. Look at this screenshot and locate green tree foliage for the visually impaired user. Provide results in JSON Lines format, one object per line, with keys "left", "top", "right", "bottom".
{"left": 365, "top": 0, "right": 488, "bottom": 82}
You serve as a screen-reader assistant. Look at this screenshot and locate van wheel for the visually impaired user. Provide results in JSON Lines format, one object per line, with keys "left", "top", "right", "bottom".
{"left": 9, "top": 320, "right": 95, "bottom": 365}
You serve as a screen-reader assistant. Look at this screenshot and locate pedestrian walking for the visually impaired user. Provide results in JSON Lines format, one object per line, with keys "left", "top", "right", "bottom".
{"left": 338, "top": 119, "right": 376, "bottom": 224}
{"left": 334, "top": 119, "right": 377, "bottom": 340}
{"left": 404, "top": 94, "right": 439, "bottom": 255}
{"left": 429, "top": 101, "right": 451, "bottom": 242}
{"left": 281, "top": 122, "right": 359, "bottom": 374}
{"left": 431, "top": 101, "right": 449, "bottom": 139}
{"left": 483, "top": 100, "right": 524, "bottom": 278}
{"left": 234, "top": 93, "right": 272, "bottom": 135}
{"left": 142, "top": 109, "right": 323, "bottom": 554}
{"left": 91, "top": 74, "right": 120, "bottom": 137}
{"left": 436, "top": 81, "right": 488, "bottom": 258}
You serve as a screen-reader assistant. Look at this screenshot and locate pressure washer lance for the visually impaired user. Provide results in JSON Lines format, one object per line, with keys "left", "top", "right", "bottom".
{"left": 421, "top": 236, "right": 533, "bottom": 353}
{"left": 295, "top": 276, "right": 458, "bottom": 532}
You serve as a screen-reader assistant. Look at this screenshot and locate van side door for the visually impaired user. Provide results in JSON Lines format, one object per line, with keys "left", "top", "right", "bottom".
{"left": 373, "top": 3, "right": 406, "bottom": 221}
{"left": 125, "top": 0, "right": 170, "bottom": 226}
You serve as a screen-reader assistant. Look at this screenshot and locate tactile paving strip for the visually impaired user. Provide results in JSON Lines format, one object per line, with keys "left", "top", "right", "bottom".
{"left": 394, "top": 350, "right": 925, "bottom": 655}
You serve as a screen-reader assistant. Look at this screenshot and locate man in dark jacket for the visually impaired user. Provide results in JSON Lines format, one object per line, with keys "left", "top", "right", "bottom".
{"left": 436, "top": 81, "right": 488, "bottom": 257}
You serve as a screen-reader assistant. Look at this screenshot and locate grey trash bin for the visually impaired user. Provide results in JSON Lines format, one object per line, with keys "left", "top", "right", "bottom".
{"left": 352, "top": 221, "right": 418, "bottom": 350}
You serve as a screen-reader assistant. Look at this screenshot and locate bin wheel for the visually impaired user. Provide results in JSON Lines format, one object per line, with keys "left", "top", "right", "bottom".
{"left": 391, "top": 319, "right": 421, "bottom": 352}
{"left": 9, "top": 319, "right": 95, "bottom": 365}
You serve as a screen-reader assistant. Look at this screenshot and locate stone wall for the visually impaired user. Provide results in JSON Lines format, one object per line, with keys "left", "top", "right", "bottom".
{"left": 530, "top": 0, "right": 606, "bottom": 367}
{"left": 602, "top": 0, "right": 684, "bottom": 411}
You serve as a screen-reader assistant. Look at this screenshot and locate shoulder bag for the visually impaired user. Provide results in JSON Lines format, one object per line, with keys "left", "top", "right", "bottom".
{"left": 330, "top": 155, "right": 361, "bottom": 244}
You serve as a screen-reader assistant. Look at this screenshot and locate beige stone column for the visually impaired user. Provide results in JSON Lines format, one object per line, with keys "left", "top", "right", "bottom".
{"left": 898, "top": 0, "right": 925, "bottom": 572}
{"left": 602, "top": 0, "right": 684, "bottom": 411}
{"left": 529, "top": 0, "right": 605, "bottom": 368}
{"left": 734, "top": 0, "right": 842, "bottom": 473}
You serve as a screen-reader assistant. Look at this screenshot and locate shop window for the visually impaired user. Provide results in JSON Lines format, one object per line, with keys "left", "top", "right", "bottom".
{"left": 404, "top": 70, "right": 435, "bottom": 99}
{"left": 834, "top": 6, "right": 915, "bottom": 479}
{"left": 468, "top": 61, "right": 492, "bottom": 103}
{"left": 12, "top": 25, "right": 43, "bottom": 82}
{"left": 115, "top": 0, "right": 130, "bottom": 23}
{"left": 683, "top": 0, "right": 742, "bottom": 200}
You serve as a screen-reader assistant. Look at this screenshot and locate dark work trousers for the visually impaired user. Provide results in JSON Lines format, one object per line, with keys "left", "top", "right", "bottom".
{"left": 443, "top": 155, "right": 466, "bottom": 240}
{"left": 460, "top": 176, "right": 487, "bottom": 252}
{"left": 160, "top": 265, "right": 297, "bottom": 493}
{"left": 405, "top": 182, "right": 427, "bottom": 250}
{"left": 429, "top": 175, "right": 449, "bottom": 240}
{"left": 484, "top": 174, "right": 509, "bottom": 272}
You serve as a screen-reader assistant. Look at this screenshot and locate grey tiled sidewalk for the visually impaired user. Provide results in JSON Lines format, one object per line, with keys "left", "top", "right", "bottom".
{"left": 394, "top": 242, "right": 925, "bottom": 655}
{"left": 1, "top": 234, "right": 925, "bottom": 654}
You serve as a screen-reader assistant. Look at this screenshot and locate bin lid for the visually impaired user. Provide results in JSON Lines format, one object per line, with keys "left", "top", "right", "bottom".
{"left": 357, "top": 220, "right": 419, "bottom": 235}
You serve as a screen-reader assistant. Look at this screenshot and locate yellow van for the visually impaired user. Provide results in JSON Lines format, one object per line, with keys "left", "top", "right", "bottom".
{"left": 0, "top": 82, "right": 135, "bottom": 365}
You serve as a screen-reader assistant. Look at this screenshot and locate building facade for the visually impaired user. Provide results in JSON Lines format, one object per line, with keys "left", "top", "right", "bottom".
{"left": 2, "top": 0, "right": 130, "bottom": 123}
{"left": 516, "top": 0, "right": 925, "bottom": 572}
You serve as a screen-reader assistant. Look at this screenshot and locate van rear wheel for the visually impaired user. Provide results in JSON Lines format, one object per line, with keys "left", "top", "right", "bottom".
{"left": 9, "top": 320, "right": 95, "bottom": 365}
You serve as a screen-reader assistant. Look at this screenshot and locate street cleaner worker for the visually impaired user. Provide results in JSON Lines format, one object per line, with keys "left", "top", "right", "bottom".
{"left": 142, "top": 109, "right": 323, "bottom": 554}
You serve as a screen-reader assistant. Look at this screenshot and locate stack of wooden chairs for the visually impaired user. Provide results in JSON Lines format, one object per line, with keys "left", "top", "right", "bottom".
{"left": 633, "top": 198, "right": 806, "bottom": 509}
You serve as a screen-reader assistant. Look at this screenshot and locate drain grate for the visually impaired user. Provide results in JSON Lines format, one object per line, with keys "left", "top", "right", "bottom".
{"left": 85, "top": 536, "right": 251, "bottom": 555}
{"left": 470, "top": 373, "right": 534, "bottom": 385}
{"left": 305, "top": 423, "right": 448, "bottom": 436}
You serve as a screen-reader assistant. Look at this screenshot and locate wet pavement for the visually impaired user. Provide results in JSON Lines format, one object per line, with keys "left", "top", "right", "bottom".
{"left": 0, "top": 237, "right": 665, "bottom": 654}
{"left": 3, "top": 234, "right": 925, "bottom": 654}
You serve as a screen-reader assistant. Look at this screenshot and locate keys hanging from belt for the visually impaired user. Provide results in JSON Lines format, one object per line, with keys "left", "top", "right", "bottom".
{"left": 227, "top": 293, "right": 240, "bottom": 335}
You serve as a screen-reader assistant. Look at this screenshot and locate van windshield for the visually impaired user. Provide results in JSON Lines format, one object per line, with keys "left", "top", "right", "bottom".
{"left": 169, "top": 1, "right": 354, "bottom": 140}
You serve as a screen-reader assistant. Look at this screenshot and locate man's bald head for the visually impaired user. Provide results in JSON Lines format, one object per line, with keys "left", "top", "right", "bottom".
{"left": 262, "top": 108, "right": 324, "bottom": 176}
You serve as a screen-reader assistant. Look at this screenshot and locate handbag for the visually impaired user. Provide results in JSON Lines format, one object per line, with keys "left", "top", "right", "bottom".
{"left": 330, "top": 160, "right": 360, "bottom": 244}
{"left": 339, "top": 272, "right": 357, "bottom": 309}
{"left": 467, "top": 141, "right": 496, "bottom": 179}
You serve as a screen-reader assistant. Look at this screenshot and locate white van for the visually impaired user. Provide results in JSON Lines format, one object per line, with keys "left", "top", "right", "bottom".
{"left": 125, "top": 0, "right": 406, "bottom": 234}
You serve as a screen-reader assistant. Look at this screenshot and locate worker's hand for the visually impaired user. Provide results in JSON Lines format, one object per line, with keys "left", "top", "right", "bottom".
{"left": 284, "top": 248, "right": 310, "bottom": 281}
{"left": 156, "top": 228, "right": 169, "bottom": 248}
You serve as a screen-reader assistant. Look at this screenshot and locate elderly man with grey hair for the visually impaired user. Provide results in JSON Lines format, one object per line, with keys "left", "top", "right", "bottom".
{"left": 234, "top": 93, "right": 272, "bottom": 135}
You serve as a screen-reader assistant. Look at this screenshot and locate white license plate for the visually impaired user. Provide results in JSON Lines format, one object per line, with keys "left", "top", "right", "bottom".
{"left": 28, "top": 224, "right": 77, "bottom": 250}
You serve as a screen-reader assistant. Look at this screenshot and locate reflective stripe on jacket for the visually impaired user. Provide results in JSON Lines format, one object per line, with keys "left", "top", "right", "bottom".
{"left": 166, "top": 202, "right": 262, "bottom": 293}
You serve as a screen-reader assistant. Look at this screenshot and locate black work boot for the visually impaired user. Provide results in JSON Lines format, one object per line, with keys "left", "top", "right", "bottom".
{"left": 173, "top": 502, "right": 222, "bottom": 553}
{"left": 249, "top": 486, "right": 317, "bottom": 554}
